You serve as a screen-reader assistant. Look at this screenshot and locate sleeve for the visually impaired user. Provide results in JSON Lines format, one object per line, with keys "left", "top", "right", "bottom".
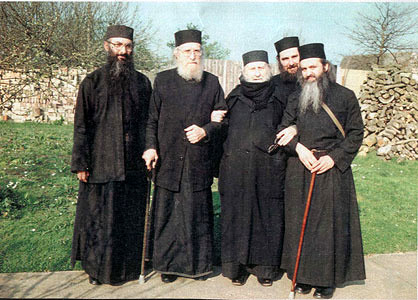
{"left": 70, "top": 78, "right": 91, "bottom": 173}
{"left": 328, "top": 90, "right": 364, "bottom": 172}
{"left": 144, "top": 77, "right": 162, "bottom": 151}
{"left": 202, "top": 80, "right": 227, "bottom": 141}
{"left": 277, "top": 92, "right": 300, "bottom": 155}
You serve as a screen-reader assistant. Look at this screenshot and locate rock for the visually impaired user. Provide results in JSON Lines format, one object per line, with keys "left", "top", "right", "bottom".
{"left": 377, "top": 145, "right": 392, "bottom": 156}
{"left": 364, "top": 134, "right": 377, "bottom": 147}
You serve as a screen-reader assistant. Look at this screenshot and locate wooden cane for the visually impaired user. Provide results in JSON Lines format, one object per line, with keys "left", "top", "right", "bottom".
{"left": 139, "top": 171, "right": 152, "bottom": 284}
{"left": 289, "top": 171, "right": 317, "bottom": 299}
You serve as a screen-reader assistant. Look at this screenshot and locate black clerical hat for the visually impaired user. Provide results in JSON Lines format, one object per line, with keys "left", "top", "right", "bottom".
{"left": 242, "top": 50, "right": 269, "bottom": 66}
{"left": 104, "top": 25, "right": 134, "bottom": 40}
{"left": 299, "top": 43, "right": 326, "bottom": 60}
{"left": 175, "top": 29, "right": 202, "bottom": 47}
{"left": 274, "top": 36, "right": 299, "bottom": 55}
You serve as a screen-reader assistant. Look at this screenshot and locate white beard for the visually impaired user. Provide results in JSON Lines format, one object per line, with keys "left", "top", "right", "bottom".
{"left": 176, "top": 57, "right": 203, "bottom": 82}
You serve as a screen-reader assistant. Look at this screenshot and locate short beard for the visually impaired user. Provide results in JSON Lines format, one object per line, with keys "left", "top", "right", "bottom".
{"left": 298, "top": 72, "right": 329, "bottom": 115}
{"left": 278, "top": 62, "right": 298, "bottom": 82}
{"left": 176, "top": 56, "right": 203, "bottom": 82}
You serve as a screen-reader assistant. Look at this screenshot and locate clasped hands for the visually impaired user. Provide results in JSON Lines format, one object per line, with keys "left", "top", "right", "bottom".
{"left": 295, "top": 143, "right": 334, "bottom": 174}
{"left": 142, "top": 109, "right": 227, "bottom": 171}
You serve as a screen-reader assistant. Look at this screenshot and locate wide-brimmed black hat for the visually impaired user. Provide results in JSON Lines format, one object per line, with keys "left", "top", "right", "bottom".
{"left": 299, "top": 43, "right": 326, "bottom": 60}
{"left": 175, "top": 29, "right": 202, "bottom": 47}
{"left": 274, "top": 36, "right": 299, "bottom": 55}
{"left": 104, "top": 25, "right": 134, "bottom": 40}
{"left": 242, "top": 50, "right": 269, "bottom": 66}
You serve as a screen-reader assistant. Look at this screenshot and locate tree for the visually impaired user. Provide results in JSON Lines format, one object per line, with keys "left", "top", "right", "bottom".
{"left": 0, "top": 2, "right": 163, "bottom": 113}
{"left": 167, "top": 23, "right": 230, "bottom": 60}
{"left": 345, "top": 3, "right": 418, "bottom": 65}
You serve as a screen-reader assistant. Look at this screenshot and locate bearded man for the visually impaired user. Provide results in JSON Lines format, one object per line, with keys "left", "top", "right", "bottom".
{"left": 142, "top": 29, "right": 227, "bottom": 283}
{"left": 70, "top": 25, "right": 152, "bottom": 285}
{"left": 277, "top": 43, "right": 366, "bottom": 299}
{"left": 218, "top": 51, "right": 287, "bottom": 287}
{"left": 272, "top": 36, "right": 300, "bottom": 102}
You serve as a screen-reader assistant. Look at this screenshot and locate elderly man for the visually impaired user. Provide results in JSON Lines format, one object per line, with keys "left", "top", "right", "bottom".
{"left": 218, "top": 51, "right": 287, "bottom": 287}
{"left": 277, "top": 43, "right": 366, "bottom": 299}
{"left": 142, "top": 29, "right": 227, "bottom": 283}
{"left": 71, "top": 25, "right": 152, "bottom": 285}
{"left": 272, "top": 36, "right": 300, "bottom": 101}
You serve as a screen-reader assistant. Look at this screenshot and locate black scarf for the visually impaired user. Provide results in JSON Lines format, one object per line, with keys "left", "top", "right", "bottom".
{"left": 240, "top": 76, "right": 274, "bottom": 110}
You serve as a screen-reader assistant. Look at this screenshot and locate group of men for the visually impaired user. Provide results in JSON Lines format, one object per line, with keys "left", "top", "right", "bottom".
{"left": 70, "top": 24, "right": 366, "bottom": 299}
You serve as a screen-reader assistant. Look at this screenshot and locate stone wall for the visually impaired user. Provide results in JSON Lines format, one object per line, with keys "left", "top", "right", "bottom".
{"left": 0, "top": 68, "right": 88, "bottom": 123}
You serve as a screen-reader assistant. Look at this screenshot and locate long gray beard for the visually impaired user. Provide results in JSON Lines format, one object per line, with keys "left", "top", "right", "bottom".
{"left": 177, "top": 61, "right": 203, "bottom": 82}
{"left": 299, "top": 74, "right": 329, "bottom": 115}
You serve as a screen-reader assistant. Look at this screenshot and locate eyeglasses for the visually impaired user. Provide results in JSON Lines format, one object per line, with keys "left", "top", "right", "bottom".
{"left": 179, "top": 48, "right": 202, "bottom": 57}
{"left": 107, "top": 40, "right": 134, "bottom": 51}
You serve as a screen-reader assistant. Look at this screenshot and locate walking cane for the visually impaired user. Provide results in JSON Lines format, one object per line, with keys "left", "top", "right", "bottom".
{"left": 139, "top": 170, "right": 153, "bottom": 284}
{"left": 288, "top": 171, "right": 317, "bottom": 299}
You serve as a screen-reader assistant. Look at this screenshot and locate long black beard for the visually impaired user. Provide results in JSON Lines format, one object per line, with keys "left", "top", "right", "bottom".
{"left": 298, "top": 73, "right": 329, "bottom": 115}
{"left": 106, "top": 54, "right": 135, "bottom": 95}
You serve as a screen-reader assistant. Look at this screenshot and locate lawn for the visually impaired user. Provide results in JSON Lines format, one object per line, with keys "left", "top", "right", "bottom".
{"left": 0, "top": 122, "right": 417, "bottom": 273}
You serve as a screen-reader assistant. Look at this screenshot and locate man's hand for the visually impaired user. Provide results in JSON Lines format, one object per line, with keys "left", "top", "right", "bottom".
{"left": 184, "top": 125, "right": 207, "bottom": 144}
{"left": 311, "top": 155, "right": 334, "bottom": 174}
{"left": 276, "top": 125, "right": 297, "bottom": 146}
{"left": 77, "top": 171, "right": 89, "bottom": 183}
{"left": 142, "top": 149, "right": 158, "bottom": 171}
{"left": 211, "top": 110, "right": 227, "bottom": 122}
{"left": 295, "top": 143, "right": 317, "bottom": 171}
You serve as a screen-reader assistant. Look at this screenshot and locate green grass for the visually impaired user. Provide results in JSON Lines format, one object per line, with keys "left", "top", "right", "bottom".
{"left": 352, "top": 153, "right": 417, "bottom": 254}
{"left": 0, "top": 122, "right": 417, "bottom": 273}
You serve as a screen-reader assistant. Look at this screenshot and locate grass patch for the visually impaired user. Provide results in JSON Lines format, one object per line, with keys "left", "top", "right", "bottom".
{"left": 0, "top": 122, "right": 416, "bottom": 273}
{"left": 352, "top": 153, "right": 417, "bottom": 254}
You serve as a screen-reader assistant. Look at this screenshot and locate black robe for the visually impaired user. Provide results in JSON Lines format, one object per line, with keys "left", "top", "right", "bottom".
{"left": 70, "top": 66, "right": 152, "bottom": 284}
{"left": 218, "top": 80, "right": 287, "bottom": 280}
{"left": 279, "top": 82, "right": 366, "bottom": 287}
{"left": 145, "top": 68, "right": 226, "bottom": 277}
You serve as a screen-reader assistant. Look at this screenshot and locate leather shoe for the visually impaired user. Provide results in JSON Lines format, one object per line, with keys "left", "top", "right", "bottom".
{"left": 161, "top": 274, "right": 177, "bottom": 283}
{"left": 295, "top": 283, "right": 312, "bottom": 294}
{"left": 231, "top": 274, "right": 248, "bottom": 286}
{"left": 88, "top": 276, "right": 101, "bottom": 285}
{"left": 313, "top": 287, "right": 335, "bottom": 299}
{"left": 257, "top": 277, "right": 273, "bottom": 287}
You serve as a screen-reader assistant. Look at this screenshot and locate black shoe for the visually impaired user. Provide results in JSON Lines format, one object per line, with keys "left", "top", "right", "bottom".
{"left": 88, "top": 276, "right": 101, "bottom": 285}
{"left": 257, "top": 277, "right": 273, "bottom": 287}
{"left": 295, "top": 283, "right": 312, "bottom": 294}
{"left": 231, "top": 274, "right": 248, "bottom": 286}
{"left": 313, "top": 287, "right": 335, "bottom": 299}
{"left": 161, "top": 274, "right": 177, "bottom": 283}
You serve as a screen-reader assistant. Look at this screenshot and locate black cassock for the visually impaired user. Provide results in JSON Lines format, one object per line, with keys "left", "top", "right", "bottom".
{"left": 279, "top": 82, "right": 366, "bottom": 287}
{"left": 145, "top": 68, "right": 226, "bottom": 277}
{"left": 218, "top": 79, "right": 287, "bottom": 280}
{"left": 70, "top": 66, "right": 152, "bottom": 284}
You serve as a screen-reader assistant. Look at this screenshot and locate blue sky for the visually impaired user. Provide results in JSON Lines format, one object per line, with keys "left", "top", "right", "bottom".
{"left": 131, "top": 1, "right": 417, "bottom": 65}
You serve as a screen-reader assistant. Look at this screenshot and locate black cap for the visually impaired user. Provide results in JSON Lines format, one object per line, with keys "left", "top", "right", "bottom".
{"left": 274, "top": 37, "right": 299, "bottom": 55}
{"left": 175, "top": 29, "right": 202, "bottom": 47}
{"left": 299, "top": 43, "right": 326, "bottom": 60}
{"left": 242, "top": 50, "right": 269, "bottom": 66}
{"left": 104, "top": 25, "right": 134, "bottom": 41}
